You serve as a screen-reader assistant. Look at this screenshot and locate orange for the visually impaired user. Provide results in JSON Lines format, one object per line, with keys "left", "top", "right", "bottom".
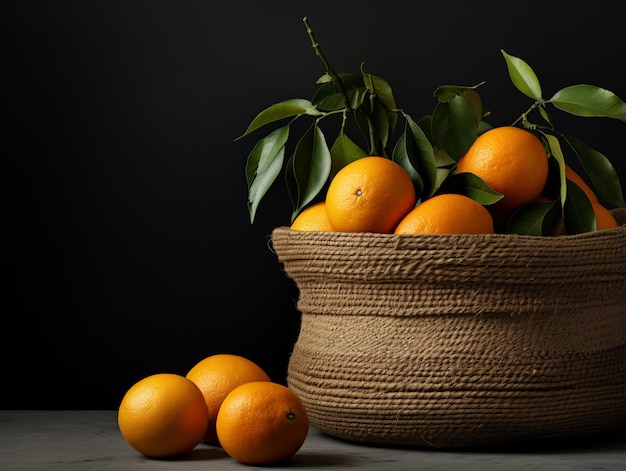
{"left": 185, "top": 353, "right": 271, "bottom": 444}
{"left": 216, "top": 381, "right": 309, "bottom": 465}
{"left": 325, "top": 156, "right": 416, "bottom": 233}
{"left": 394, "top": 193, "right": 495, "bottom": 234}
{"left": 290, "top": 201, "right": 335, "bottom": 231}
{"left": 456, "top": 126, "right": 549, "bottom": 223}
{"left": 592, "top": 202, "right": 619, "bottom": 230}
{"left": 117, "top": 373, "right": 209, "bottom": 458}
{"left": 565, "top": 164, "right": 598, "bottom": 203}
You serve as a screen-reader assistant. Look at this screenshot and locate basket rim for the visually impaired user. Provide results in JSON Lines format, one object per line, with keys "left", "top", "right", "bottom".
{"left": 272, "top": 207, "right": 626, "bottom": 244}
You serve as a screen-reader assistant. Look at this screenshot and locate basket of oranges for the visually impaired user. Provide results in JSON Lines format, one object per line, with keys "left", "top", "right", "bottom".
{"left": 270, "top": 149, "right": 625, "bottom": 447}
{"left": 269, "top": 145, "right": 626, "bottom": 447}
{"left": 240, "top": 19, "right": 626, "bottom": 447}
{"left": 271, "top": 205, "right": 626, "bottom": 447}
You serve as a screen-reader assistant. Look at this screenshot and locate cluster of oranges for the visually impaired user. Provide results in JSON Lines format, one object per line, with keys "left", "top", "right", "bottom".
{"left": 117, "top": 354, "right": 309, "bottom": 465}
{"left": 291, "top": 126, "right": 619, "bottom": 234}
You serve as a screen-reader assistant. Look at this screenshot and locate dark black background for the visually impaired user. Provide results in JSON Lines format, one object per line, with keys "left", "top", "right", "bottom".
{"left": 2, "top": 1, "right": 625, "bottom": 409}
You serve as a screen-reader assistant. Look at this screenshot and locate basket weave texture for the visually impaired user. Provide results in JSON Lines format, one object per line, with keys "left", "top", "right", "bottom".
{"left": 271, "top": 208, "right": 626, "bottom": 448}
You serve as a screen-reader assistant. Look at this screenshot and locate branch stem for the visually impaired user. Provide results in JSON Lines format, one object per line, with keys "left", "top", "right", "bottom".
{"left": 303, "top": 17, "right": 350, "bottom": 109}
{"left": 512, "top": 100, "right": 547, "bottom": 127}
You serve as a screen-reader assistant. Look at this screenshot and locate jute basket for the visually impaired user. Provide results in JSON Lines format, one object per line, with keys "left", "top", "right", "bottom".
{"left": 270, "top": 208, "right": 626, "bottom": 448}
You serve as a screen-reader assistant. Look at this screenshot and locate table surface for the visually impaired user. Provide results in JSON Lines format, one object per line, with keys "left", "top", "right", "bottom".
{"left": 1, "top": 410, "right": 625, "bottom": 470}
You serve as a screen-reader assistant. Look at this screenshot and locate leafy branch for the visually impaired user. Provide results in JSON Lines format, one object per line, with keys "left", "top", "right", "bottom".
{"left": 501, "top": 49, "right": 626, "bottom": 234}
{"left": 303, "top": 17, "right": 350, "bottom": 111}
{"left": 237, "top": 19, "right": 626, "bottom": 236}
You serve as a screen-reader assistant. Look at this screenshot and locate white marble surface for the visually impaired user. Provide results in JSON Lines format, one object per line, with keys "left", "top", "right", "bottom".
{"left": 1, "top": 410, "right": 625, "bottom": 470}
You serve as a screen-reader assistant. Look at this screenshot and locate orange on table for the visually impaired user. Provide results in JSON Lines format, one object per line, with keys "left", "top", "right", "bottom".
{"left": 394, "top": 193, "right": 494, "bottom": 234}
{"left": 456, "top": 126, "right": 549, "bottom": 224}
{"left": 117, "top": 373, "right": 209, "bottom": 458}
{"left": 325, "top": 156, "right": 416, "bottom": 233}
{"left": 216, "top": 381, "right": 309, "bottom": 465}
{"left": 185, "top": 353, "right": 271, "bottom": 444}
{"left": 290, "top": 201, "right": 335, "bottom": 231}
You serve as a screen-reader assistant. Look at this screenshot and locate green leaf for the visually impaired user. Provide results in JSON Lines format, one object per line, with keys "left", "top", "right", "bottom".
{"left": 565, "top": 135, "right": 626, "bottom": 206}
{"left": 406, "top": 117, "right": 437, "bottom": 198}
{"left": 477, "top": 120, "right": 493, "bottom": 135}
{"left": 501, "top": 49, "right": 542, "bottom": 100}
{"left": 461, "top": 89, "right": 484, "bottom": 124}
{"left": 363, "top": 73, "right": 398, "bottom": 134}
{"left": 542, "top": 133, "right": 567, "bottom": 209}
{"left": 434, "top": 147, "right": 456, "bottom": 168}
{"left": 285, "top": 123, "right": 332, "bottom": 221}
{"left": 538, "top": 103, "right": 553, "bottom": 126}
{"left": 563, "top": 179, "right": 596, "bottom": 234}
{"left": 505, "top": 201, "right": 559, "bottom": 236}
{"left": 354, "top": 103, "right": 391, "bottom": 157}
{"left": 439, "top": 172, "right": 503, "bottom": 205}
{"left": 549, "top": 85, "right": 626, "bottom": 121}
{"left": 435, "top": 166, "right": 453, "bottom": 190}
{"left": 312, "top": 74, "right": 365, "bottom": 111}
{"left": 430, "top": 86, "right": 483, "bottom": 158}
{"left": 237, "top": 99, "right": 322, "bottom": 139}
{"left": 432, "top": 95, "right": 479, "bottom": 160}
{"left": 315, "top": 73, "right": 332, "bottom": 84}
{"left": 392, "top": 116, "right": 437, "bottom": 199}
{"left": 348, "top": 86, "right": 369, "bottom": 110}
{"left": 246, "top": 125, "right": 290, "bottom": 223}
{"left": 432, "top": 82, "right": 485, "bottom": 103}
{"left": 373, "top": 99, "right": 391, "bottom": 151}
{"left": 541, "top": 156, "right": 563, "bottom": 202}
{"left": 430, "top": 102, "right": 449, "bottom": 148}
{"left": 364, "top": 73, "right": 397, "bottom": 110}
{"left": 417, "top": 114, "right": 433, "bottom": 142}
{"left": 353, "top": 108, "right": 372, "bottom": 153}
{"left": 329, "top": 131, "right": 367, "bottom": 179}
{"left": 311, "top": 88, "right": 346, "bottom": 111}
{"left": 393, "top": 130, "right": 424, "bottom": 198}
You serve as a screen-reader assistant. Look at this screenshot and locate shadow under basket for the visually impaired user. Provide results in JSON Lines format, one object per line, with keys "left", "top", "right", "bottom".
{"left": 270, "top": 208, "right": 626, "bottom": 448}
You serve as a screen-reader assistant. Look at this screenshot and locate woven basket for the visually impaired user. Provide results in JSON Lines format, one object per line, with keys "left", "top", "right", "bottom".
{"left": 270, "top": 207, "right": 626, "bottom": 448}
